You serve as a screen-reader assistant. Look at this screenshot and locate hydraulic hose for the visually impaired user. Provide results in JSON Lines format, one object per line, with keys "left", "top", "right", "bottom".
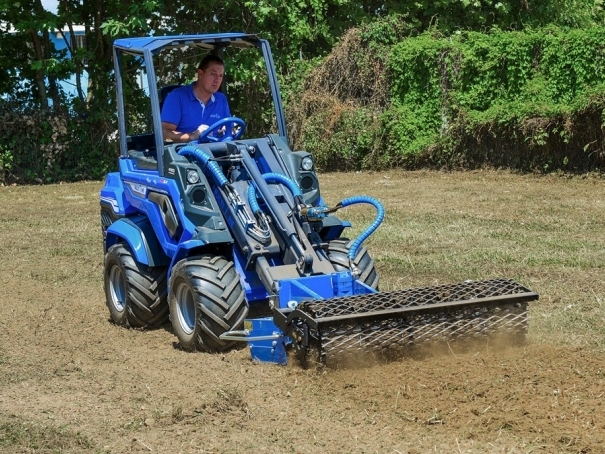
{"left": 178, "top": 145, "right": 228, "bottom": 187}
{"left": 247, "top": 172, "right": 303, "bottom": 211}
{"left": 179, "top": 145, "right": 270, "bottom": 243}
{"left": 246, "top": 183, "right": 271, "bottom": 242}
{"left": 338, "top": 195, "right": 385, "bottom": 260}
{"left": 262, "top": 172, "right": 302, "bottom": 199}
{"left": 247, "top": 184, "right": 261, "bottom": 213}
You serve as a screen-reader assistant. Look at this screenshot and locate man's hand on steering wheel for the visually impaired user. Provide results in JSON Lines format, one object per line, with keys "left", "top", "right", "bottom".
{"left": 198, "top": 117, "right": 246, "bottom": 143}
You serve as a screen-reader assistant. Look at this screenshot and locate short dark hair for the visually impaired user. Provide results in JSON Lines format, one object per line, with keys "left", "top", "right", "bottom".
{"left": 198, "top": 55, "right": 224, "bottom": 70}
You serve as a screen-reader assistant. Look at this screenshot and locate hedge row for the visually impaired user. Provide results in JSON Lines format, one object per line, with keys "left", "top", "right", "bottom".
{"left": 292, "top": 25, "right": 605, "bottom": 172}
{"left": 4, "top": 24, "right": 605, "bottom": 184}
{"left": 0, "top": 103, "right": 116, "bottom": 185}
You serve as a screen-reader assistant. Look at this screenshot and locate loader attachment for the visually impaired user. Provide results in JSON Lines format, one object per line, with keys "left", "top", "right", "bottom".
{"left": 274, "top": 278, "right": 538, "bottom": 366}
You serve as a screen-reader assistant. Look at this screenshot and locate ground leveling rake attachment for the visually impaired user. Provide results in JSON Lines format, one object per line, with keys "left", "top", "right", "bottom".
{"left": 273, "top": 278, "right": 538, "bottom": 366}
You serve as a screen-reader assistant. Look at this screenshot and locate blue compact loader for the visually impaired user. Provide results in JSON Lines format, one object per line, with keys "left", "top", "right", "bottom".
{"left": 100, "top": 34, "right": 538, "bottom": 366}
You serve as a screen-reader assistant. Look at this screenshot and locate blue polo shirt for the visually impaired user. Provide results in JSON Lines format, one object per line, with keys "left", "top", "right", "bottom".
{"left": 161, "top": 83, "right": 231, "bottom": 132}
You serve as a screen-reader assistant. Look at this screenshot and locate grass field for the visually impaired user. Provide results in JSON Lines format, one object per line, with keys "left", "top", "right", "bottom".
{"left": 1, "top": 170, "right": 604, "bottom": 453}
{"left": 321, "top": 170, "right": 605, "bottom": 352}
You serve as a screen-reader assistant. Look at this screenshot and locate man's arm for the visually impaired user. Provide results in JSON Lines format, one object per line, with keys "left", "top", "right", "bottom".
{"left": 162, "top": 122, "right": 208, "bottom": 143}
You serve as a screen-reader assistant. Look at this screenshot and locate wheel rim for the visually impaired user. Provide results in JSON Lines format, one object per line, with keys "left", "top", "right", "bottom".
{"left": 108, "top": 265, "right": 126, "bottom": 313}
{"left": 174, "top": 281, "right": 196, "bottom": 335}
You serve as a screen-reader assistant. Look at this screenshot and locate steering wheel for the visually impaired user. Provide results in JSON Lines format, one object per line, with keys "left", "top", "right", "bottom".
{"left": 198, "top": 117, "right": 246, "bottom": 143}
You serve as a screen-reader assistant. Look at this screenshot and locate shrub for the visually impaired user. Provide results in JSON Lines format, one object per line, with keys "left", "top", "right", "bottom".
{"left": 288, "top": 22, "right": 605, "bottom": 172}
{"left": 0, "top": 101, "right": 117, "bottom": 184}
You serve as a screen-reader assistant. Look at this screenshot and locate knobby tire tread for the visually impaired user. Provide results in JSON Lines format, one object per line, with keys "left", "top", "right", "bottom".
{"left": 104, "top": 244, "right": 169, "bottom": 328}
{"left": 169, "top": 255, "right": 247, "bottom": 353}
{"left": 327, "top": 238, "right": 379, "bottom": 290}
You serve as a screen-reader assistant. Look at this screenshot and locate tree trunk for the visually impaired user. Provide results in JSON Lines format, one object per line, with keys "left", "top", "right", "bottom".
{"left": 29, "top": 29, "right": 48, "bottom": 107}
{"left": 42, "top": 28, "right": 61, "bottom": 106}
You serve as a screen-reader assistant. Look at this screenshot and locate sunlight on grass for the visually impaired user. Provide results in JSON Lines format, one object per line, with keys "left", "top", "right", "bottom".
{"left": 0, "top": 415, "right": 95, "bottom": 452}
{"left": 320, "top": 170, "right": 605, "bottom": 352}
{"left": 1, "top": 174, "right": 604, "bottom": 353}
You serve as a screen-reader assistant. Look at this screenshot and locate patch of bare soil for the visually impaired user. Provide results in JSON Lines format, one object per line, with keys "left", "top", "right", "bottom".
{"left": 0, "top": 177, "right": 604, "bottom": 453}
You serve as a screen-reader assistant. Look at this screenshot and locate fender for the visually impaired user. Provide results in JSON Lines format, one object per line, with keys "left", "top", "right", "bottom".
{"left": 105, "top": 217, "right": 170, "bottom": 267}
{"left": 166, "top": 239, "right": 214, "bottom": 284}
{"left": 169, "top": 239, "right": 210, "bottom": 270}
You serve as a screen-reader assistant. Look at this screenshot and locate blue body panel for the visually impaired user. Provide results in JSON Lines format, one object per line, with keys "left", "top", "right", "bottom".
{"left": 100, "top": 172, "right": 136, "bottom": 216}
{"left": 245, "top": 272, "right": 377, "bottom": 365}
{"left": 277, "top": 272, "right": 376, "bottom": 308}
{"left": 246, "top": 318, "right": 288, "bottom": 364}
{"left": 118, "top": 159, "right": 196, "bottom": 248}
{"left": 102, "top": 159, "right": 199, "bottom": 257}
{"left": 233, "top": 247, "right": 271, "bottom": 302}
{"left": 105, "top": 217, "right": 169, "bottom": 267}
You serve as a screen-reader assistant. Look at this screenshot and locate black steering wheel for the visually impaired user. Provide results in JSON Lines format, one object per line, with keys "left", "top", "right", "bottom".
{"left": 198, "top": 117, "right": 246, "bottom": 143}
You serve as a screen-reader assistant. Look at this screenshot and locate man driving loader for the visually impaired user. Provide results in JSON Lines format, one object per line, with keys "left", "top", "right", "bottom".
{"left": 161, "top": 55, "right": 231, "bottom": 143}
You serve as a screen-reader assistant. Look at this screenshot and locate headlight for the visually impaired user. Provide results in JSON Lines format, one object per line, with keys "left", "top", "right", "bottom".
{"left": 301, "top": 156, "right": 314, "bottom": 171}
{"left": 186, "top": 169, "right": 200, "bottom": 184}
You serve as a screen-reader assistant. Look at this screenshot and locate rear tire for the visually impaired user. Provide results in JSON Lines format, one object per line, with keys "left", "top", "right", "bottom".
{"left": 103, "top": 243, "right": 169, "bottom": 328}
{"left": 169, "top": 255, "right": 248, "bottom": 352}
{"left": 327, "top": 238, "right": 379, "bottom": 290}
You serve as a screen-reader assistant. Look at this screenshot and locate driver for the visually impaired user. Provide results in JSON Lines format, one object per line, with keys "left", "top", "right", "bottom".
{"left": 161, "top": 55, "right": 231, "bottom": 143}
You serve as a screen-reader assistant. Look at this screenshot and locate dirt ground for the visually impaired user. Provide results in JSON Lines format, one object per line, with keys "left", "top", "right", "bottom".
{"left": 1, "top": 174, "right": 604, "bottom": 453}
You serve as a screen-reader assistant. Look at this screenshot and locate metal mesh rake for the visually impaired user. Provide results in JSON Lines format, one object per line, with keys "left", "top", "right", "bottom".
{"left": 295, "top": 279, "right": 538, "bottom": 359}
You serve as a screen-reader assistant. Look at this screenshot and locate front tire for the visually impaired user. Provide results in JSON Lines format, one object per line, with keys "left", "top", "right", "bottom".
{"left": 103, "top": 243, "right": 169, "bottom": 328}
{"left": 169, "top": 255, "right": 248, "bottom": 352}
{"left": 327, "top": 238, "right": 379, "bottom": 290}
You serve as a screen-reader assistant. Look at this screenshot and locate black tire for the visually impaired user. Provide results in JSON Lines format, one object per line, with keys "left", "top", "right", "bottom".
{"left": 103, "top": 243, "right": 169, "bottom": 328}
{"left": 169, "top": 255, "right": 248, "bottom": 353}
{"left": 327, "top": 238, "right": 379, "bottom": 290}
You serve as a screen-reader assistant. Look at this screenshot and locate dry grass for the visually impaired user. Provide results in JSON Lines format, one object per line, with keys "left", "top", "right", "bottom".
{"left": 318, "top": 169, "right": 605, "bottom": 352}
{"left": 1, "top": 171, "right": 605, "bottom": 453}
{"left": 1, "top": 171, "right": 604, "bottom": 354}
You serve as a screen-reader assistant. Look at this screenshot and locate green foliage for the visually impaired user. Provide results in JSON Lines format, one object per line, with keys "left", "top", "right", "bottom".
{"left": 358, "top": 13, "right": 413, "bottom": 48}
{"left": 100, "top": 0, "right": 160, "bottom": 37}
{"left": 382, "top": 105, "right": 440, "bottom": 161}
{"left": 236, "top": 0, "right": 390, "bottom": 65}
{"left": 376, "top": 0, "right": 605, "bottom": 32}
{"left": 383, "top": 33, "right": 448, "bottom": 158}
{"left": 3, "top": 0, "right": 605, "bottom": 180}
{"left": 383, "top": 25, "right": 605, "bottom": 171}
{"left": 300, "top": 104, "right": 383, "bottom": 171}
{"left": 0, "top": 145, "right": 13, "bottom": 185}
{"left": 445, "top": 27, "right": 605, "bottom": 117}
{"left": 0, "top": 101, "right": 117, "bottom": 184}
{"left": 286, "top": 19, "right": 415, "bottom": 170}
{"left": 279, "top": 56, "right": 324, "bottom": 108}
{"left": 294, "top": 22, "right": 605, "bottom": 172}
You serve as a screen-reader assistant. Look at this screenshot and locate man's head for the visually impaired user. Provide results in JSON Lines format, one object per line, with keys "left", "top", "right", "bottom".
{"left": 196, "top": 55, "right": 225, "bottom": 96}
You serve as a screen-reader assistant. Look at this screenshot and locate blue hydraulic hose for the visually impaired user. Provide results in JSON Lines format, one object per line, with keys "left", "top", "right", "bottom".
{"left": 178, "top": 145, "right": 229, "bottom": 187}
{"left": 247, "top": 173, "right": 303, "bottom": 211}
{"left": 262, "top": 173, "right": 302, "bottom": 198}
{"left": 247, "top": 184, "right": 261, "bottom": 213}
{"left": 339, "top": 195, "right": 385, "bottom": 260}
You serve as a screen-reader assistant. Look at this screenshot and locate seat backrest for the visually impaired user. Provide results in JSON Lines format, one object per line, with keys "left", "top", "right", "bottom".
{"left": 159, "top": 84, "right": 182, "bottom": 111}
